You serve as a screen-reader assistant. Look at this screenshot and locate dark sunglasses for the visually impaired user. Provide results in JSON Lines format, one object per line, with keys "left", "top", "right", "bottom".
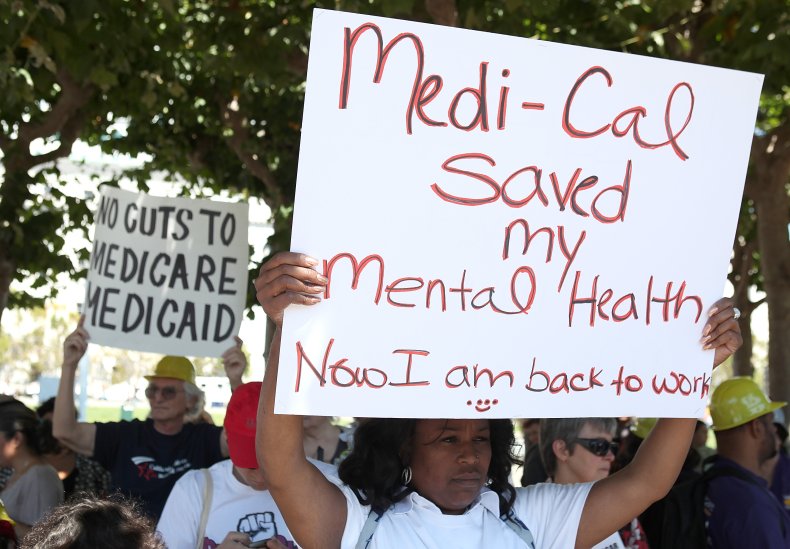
{"left": 144, "top": 385, "right": 182, "bottom": 400}
{"left": 573, "top": 437, "right": 619, "bottom": 457}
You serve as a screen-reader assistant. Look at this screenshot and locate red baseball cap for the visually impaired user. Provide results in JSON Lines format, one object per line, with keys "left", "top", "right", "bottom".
{"left": 224, "top": 382, "right": 262, "bottom": 469}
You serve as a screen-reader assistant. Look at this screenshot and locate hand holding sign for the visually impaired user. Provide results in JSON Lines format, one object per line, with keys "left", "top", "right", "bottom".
{"left": 62, "top": 315, "right": 90, "bottom": 372}
{"left": 254, "top": 252, "right": 327, "bottom": 327}
{"left": 703, "top": 298, "right": 743, "bottom": 367}
{"left": 223, "top": 336, "right": 249, "bottom": 391}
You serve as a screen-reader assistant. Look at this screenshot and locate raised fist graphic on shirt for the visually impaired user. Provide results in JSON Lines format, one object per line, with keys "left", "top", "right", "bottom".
{"left": 237, "top": 511, "right": 278, "bottom": 540}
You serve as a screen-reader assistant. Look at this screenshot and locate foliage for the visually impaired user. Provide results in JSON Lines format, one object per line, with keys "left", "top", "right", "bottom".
{"left": 0, "top": 306, "right": 73, "bottom": 385}
{"left": 0, "top": 1, "right": 348, "bottom": 321}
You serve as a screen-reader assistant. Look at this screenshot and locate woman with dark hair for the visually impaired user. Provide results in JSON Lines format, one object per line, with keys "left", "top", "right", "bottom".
{"left": 338, "top": 417, "right": 521, "bottom": 517}
{"left": 18, "top": 495, "right": 165, "bottom": 549}
{"left": 0, "top": 400, "right": 63, "bottom": 541}
{"left": 253, "top": 252, "right": 742, "bottom": 548}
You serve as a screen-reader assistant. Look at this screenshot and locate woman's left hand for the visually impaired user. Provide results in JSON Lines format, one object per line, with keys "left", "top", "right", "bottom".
{"left": 702, "top": 297, "right": 743, "bottom": 367}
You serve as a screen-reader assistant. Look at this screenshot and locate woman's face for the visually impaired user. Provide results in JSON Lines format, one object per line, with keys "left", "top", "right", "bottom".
{"left": 558, "top": 423, "right": 615, "bottom": 483}
{"left": 408, "top": 419, "right": 492, "bottom": 515}
{"left": 0, "top": 431, "right": 19, "bottom": 466}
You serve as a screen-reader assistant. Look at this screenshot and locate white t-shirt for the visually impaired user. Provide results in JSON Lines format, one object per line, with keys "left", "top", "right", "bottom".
{"left": 335, "top": 480, "right": 593, "bottom": 549}
{"left": 157, "top": 459, "right": 337, "bottom": 549}
{"left": 594, "top": 532, "right": 626, "bottom": 549}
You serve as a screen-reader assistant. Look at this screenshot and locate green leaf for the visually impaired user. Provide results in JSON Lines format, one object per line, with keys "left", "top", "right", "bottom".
{"left": 89, "top": 66, "right": 119, "bottom": 90}
{"left": 141, "top": 89, "right": 157, "bottom": 108}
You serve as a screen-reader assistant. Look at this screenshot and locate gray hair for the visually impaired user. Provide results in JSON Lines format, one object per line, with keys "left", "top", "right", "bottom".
{"left": 539, "top": 417, "right": 617, "bottom": 477}
{"left": 182, "top": 381, "right": 205, "bottom": 419}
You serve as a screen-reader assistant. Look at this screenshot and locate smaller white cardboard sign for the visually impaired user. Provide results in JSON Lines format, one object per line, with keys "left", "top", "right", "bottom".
{"left": 84, "top": 186, "right": 249, "bottom": 358}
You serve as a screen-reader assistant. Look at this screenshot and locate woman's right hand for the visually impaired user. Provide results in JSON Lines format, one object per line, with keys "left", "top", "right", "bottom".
{"left": 254, "top": 252, "right": 327, "bottom": 327}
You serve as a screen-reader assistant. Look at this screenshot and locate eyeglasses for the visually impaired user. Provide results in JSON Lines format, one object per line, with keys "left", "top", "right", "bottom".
{"left": 144, "top": 385, "right": 183, "bottom": 400}
{"left": 573, "top": 437, "right": 619, "bottom": 457}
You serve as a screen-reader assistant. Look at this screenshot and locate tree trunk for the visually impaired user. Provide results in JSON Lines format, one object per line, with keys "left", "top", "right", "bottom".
{"left": 749, "top": 124, "right": 790, "bottom": 403}
{"left": 729, "top": 234, "right": 759, "bottom": 376}
{"left": 756, "top": 189, "right": 790, "bottom": 403}
{"left": 732, "top": 314, "right": 754, "bottom": 377}
{"left": 0, "top": 162, "right": 27, "bottom": 329}
{"left": 0, "top": 247, "right": 15, "bottom": 327}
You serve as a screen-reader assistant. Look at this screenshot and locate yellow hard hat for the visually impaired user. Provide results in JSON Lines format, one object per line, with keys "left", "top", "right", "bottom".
{"left": 710, "top": 377, "right": 786, "bottom": 431}
{"left": 0, "top": 500, "right": 15, "bottom": 524}
{"left": 144, "top": 356, "right": 196, "bottom": 385}
{"left": 630, "top": 417, "right": 657, "bottom": 439}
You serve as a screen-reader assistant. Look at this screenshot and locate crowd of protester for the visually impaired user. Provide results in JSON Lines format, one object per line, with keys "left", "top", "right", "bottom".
{"left": 0, "top": 251, "right": 787, "bottom": 548}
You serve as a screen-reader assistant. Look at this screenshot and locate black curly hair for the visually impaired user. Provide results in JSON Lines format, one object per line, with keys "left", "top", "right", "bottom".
{"left": 338, "top": 418, "right": 522, "bottom": 514}
{"left": 19, "top": 494, "right": 165, "bottom": 549}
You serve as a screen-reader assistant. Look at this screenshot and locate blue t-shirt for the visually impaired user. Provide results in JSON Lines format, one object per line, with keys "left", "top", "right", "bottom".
{"left": 771, "top": 451, "right": 790, "bottom": 516}
{"left": 93, "top": 419, "right": 223, "bottom": 519}
{"left": 706, "top": 456, "right": 790, "bottom": 548}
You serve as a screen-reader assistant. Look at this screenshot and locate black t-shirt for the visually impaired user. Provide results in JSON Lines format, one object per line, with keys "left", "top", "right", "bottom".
{"left": 93, "top": 419, "right": 223, "bottom": 519}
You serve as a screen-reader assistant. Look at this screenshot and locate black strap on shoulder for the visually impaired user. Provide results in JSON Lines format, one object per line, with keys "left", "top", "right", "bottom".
{"left": 355, "top": 505, "right": 535, "bottom": 548}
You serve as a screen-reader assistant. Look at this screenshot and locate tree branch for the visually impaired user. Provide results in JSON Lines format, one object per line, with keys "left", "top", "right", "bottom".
{"left": 425, "top": 0, "right": 458, "bottom": 27}
{"left": 285, "top": 50, "right": 308, "bottom": 77}
{"left": 770, "top": 122, "right": 790, "bottom": 171}
{"left": 17, "top": 68, "right": 95, "bottom": 146}
{"left": 218, "top": 97, "right": 283, "bottom": 208}
{"left": 16, "top": 109, "right": 86, "bottom": 173}
{"left": 729, "top": 237, "right": 761, "bottom": 317}
{"left": 186, "top": 135, "right": 214, "bottom": 171}
{"left": 748, "top": 122, "right": 790, "bottom": 199}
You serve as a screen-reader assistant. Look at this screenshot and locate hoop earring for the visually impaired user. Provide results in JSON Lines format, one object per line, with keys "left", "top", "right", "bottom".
{"left": 401, "top": 466, "right": 412, "bottom": 485}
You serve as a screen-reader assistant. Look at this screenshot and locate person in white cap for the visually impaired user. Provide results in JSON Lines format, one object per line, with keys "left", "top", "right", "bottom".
{"left": 52, "top": 317, "right": 246, "bottom": 519}
{"left": 706, "top": 377, "right": 790, "bottom": 548}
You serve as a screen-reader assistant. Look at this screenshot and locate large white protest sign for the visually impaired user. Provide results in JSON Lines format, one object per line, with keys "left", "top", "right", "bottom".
{"left": 84, "top": 186, "right": 249, "bottom": 357}
{"left": 277, "top": 9, "right": 763, "bottom": 418}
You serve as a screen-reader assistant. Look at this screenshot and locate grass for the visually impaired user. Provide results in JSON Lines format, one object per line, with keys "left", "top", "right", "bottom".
{"left": 85, "top": 402, "right": 226, "bottom": 425}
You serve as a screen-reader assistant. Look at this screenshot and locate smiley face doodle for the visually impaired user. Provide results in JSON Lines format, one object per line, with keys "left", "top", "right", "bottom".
{"left": 466, "top": 398, "right": 499, "bottom": 412}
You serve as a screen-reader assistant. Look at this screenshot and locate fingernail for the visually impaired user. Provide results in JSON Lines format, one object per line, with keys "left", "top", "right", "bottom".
{"left": 708, "top": 307, "right": 719, "bottom": 317}
{"left": 702, "top": 325, "right": 711, "bottom": 337}
{"left": 701, "top": 335, "right": 711, "bottom": 345}
{"left": 317, "top": 275, "right": 328, "bottom": 283}
{"left": 305, "top": 256, "right": 318, "bottom": 266}
{"left": 703, "top": 343, "right": 712, "bottom": 350}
